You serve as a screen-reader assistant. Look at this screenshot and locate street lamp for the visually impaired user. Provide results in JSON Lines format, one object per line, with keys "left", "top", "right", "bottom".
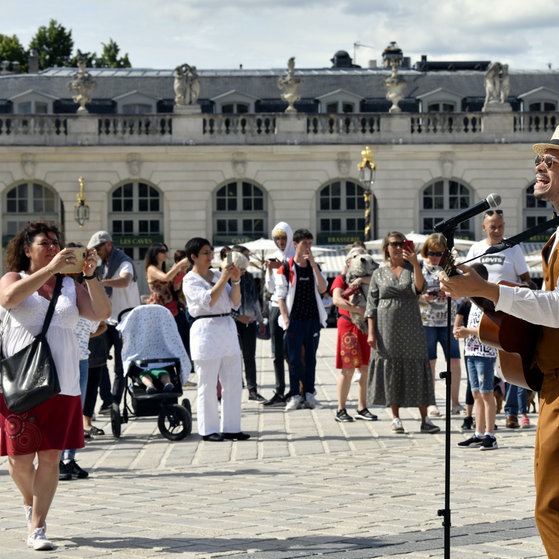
{"left": 74, "top": 176, "right": 90, "bottom": 227}
{"left": 357, "top": 146, "right": 376, "bottom": 242}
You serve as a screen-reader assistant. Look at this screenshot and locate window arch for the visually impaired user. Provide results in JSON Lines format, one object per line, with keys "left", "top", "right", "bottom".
{"left": 317, "top": 179, "right": 373, "bottom": 244}
{"left": 213, "top": 180, "right": 266, "bottom": 245}
{"left": 109, "top": 180, "right": 163, "bottom": 263}
{"left": 3, "top": 181, "right": 62, "bottom": 247}
{"left": 421, "top": 179, "right": 473, "bottom": 238}
{"left": 524, "top": 182, "right": 554, "bottom": 240}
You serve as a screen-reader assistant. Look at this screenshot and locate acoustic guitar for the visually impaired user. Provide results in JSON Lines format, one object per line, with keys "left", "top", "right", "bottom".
{"left": 440, "top": 253, "right": 543, "bottom": 392}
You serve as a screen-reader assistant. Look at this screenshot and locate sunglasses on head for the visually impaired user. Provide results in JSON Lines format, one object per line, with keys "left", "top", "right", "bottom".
{"left": 484, "top": 209, "right": 503, "bottom": 217}
{"left": 427, "top": 251, "right": 444, "bottom": 257}
{"left": 535, "top": 154, "right": 559, "bottom": 169}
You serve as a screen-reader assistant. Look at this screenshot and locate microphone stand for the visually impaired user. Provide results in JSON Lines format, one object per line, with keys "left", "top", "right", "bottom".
{"left": 437, "top": 227, "right": 455, "bottom": 559}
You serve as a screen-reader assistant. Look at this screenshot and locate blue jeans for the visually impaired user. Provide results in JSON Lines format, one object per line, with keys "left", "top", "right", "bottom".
{"left": 285, "top": 318, "right": 321, "bottom": 397}
{"left": 504, "top": 383, "right": 528, "bottom": 415}
{"left": 424, "top": 326, "right": 460, "bottom": 360}
{"left": 466, "top": 355, "right": 496, "bottom": 394}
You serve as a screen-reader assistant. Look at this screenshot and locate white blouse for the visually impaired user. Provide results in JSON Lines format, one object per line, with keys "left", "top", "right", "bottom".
{"left": 0, "top": 275, "right": 80, "bottom": 396}
{"left": 182, "top": 270, "right": 241, "bottom": 361}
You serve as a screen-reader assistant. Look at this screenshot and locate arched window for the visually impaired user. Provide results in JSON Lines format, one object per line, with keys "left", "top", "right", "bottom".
{"left": 524, "top": 183, "right": 554, "bottom": 240}
{"left": 213, "top": 180, "right": 266, "bottom": 245}
{"left": 421, "top": 179, "right": 473, "bottom": 238}
{"left": 3, "top": 181, "right": 61, "bottom": 247}
{"left": 109, "top": 181, "right": 163, "bottom": 263}
{"left": 317, "top": 180, "right": 372, "bottom": 244}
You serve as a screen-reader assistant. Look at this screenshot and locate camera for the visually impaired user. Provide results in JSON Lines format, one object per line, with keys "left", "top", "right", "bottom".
{"left": 63, "top": 248, "right": 87, "bottom": 274}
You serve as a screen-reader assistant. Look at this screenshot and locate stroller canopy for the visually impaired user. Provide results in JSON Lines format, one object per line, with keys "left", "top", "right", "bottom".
{"left": 116, "top": 305, "right": 192, "bottom": 384}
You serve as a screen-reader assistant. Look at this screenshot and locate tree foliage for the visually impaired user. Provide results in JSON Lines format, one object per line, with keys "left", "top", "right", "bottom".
{"left": 0, "top": 34, "right": 27, "bottom": 71}
{"left": 29, "top": 19, "right": 74, "bottom": 70}
{"left": 95, "top": 39, "right": 131, "bottom": 68}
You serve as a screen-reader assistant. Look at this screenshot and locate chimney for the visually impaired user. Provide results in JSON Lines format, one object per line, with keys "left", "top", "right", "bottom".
{"left": 28, "top": 49, "right": 39, "bottom": 73}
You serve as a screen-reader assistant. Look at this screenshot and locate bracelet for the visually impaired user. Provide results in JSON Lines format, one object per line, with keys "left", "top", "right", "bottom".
{"left": 82, "top": 273, "right": 97, "bottom": 280}
{"left": 231, "top": 279, "right": 241, "bottom": 285}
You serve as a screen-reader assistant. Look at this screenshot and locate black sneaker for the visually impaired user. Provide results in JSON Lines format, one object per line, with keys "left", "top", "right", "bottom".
{"left": 479, "top": 435, "right": 498, "bottom": 451}
{"left": 461, "top": 416, "right": 474, "bottom": 430}
{"left": 262, "top": 392, "right": 286, "bottom": 407}
{"left": 98, "top": 404, "right": 112, "bottom": 415}
{"left": 59, "top": 461, "right": 72, "bottom": 481}
{"left": 335, "top": 408, "right": 354, "bottom": 422}
{"left": 248, "top": 391, "right": 266, "bottom": 402}
{"left": 457, "top": 435, "right": 484, "bottom": 448}
{"left": 355, "top": 408, "right": 378, "bottom": 421}
{"left": 68, "top": 459, "right": 89, "bottom": 479}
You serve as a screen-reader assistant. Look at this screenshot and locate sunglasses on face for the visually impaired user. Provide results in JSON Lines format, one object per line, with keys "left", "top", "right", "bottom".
{"left": 388, "top": 241, "right": 404, "bottom": 248}
{"left": 535, "top": 154, "right": 559, "bottom": 169}
{"left": 426, "top": 251, "right": 444, "bottom": 257}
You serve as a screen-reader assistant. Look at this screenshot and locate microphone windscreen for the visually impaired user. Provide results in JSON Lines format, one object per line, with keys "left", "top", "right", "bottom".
{"left": 487, "top": 193, "right": 502, "bottom": 208}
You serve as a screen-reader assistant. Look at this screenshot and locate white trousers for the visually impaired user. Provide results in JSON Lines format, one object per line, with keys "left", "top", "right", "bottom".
{"left": 194, "top": 354, "right": 243, "bottom": 436}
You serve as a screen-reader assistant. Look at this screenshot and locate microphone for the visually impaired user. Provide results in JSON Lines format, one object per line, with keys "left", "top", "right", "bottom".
{"left": 434, "top": 193, "right": 501, "bottom": 233}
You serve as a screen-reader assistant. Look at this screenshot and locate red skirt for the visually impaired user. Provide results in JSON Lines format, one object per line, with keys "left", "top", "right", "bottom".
{"left": 335, "top": 315, "right": 371, "bottom": 370}
{"left": 0, "top": 394, "right": 84, "bottom": 456}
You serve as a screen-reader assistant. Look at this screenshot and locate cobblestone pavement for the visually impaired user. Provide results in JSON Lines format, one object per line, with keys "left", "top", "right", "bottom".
{"left": 0, "top": 328, "right": 546, "bottom": 558}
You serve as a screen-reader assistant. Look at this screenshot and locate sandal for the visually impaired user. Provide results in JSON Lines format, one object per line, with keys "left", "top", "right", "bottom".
{"left": 89, "top": 425, "right": 105, "bottom": 436}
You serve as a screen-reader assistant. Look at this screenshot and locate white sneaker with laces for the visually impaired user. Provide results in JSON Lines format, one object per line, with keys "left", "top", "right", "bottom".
{"left": 284, "top": 395, "right": 303, "bottom": 412}
{"left": 27, "top": 527, "right": 53, "bottom": 551}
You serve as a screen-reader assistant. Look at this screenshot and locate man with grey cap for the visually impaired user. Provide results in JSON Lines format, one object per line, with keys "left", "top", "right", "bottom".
{"left": 439, "top": 126, "right": 559, "bottom": 556}
{"left": 87, "top": 231, "right": 141, "bottom": 406}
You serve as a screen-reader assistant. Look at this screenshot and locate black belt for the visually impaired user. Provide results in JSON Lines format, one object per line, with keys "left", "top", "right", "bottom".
{"left": 191, "top": 313, "right": 231, "bottom": 321}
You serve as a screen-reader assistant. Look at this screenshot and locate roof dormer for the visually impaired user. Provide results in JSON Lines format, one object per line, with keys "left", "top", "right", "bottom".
{"left": 518, "top": 86, "right": 559, "bottom": 112}
{"left": 10, "top": 90, "right": 58, "bottom": 114}
{"left": 211, "top": 90, "right": 258, "bottom": 114}
{"left": 316, "top": 89, "right": 363, "bottom": 114}
{"left": 113, "top": 90, "right": 159, "bottom": 114}
{"left": 416, "top": 87, "right": 463, "bottom": 112}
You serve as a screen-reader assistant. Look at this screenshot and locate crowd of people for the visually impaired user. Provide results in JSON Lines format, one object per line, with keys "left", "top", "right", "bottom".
{"left": 4, "top": 128, "right": 559, "bottom": 552}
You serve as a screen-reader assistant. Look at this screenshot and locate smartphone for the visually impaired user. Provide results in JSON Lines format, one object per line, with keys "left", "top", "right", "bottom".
{"left": 63, "top": 248, "right": 87, "bottom": 274}
{"left": 227, "top": 251, "right": 233, "bottom": 265}
{"left": 403, "top": 240, "right": 415, "bottom": 252}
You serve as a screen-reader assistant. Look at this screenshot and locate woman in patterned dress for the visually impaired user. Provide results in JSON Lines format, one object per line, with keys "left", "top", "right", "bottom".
{"left": 365, "top": 232, "right": 440, "bottom": 434}
{"left": 0, "top": 221, "right": 110, "bottom": 550}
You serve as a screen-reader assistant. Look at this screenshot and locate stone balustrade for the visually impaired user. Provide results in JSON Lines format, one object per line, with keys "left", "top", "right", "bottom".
{"left": 0, "top": 111, "right": 557, "bottom": 146}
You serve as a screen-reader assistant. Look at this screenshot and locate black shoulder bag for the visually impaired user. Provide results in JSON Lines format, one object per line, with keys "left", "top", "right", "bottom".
{"left": 0, "top": 274, "right": 63, "bottom": 413}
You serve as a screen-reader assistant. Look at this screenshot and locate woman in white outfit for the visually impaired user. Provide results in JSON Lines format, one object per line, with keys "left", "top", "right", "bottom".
{"left": 182, "top": 237, "right": 249, "bottom": 442}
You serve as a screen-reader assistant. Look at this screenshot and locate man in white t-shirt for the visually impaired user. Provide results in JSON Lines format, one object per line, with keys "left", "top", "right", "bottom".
{"left": 466, "top": 210, "right": 531, "bottom": 285}
{"left": 87, "top": 231, "right": 141, "bottom": 406}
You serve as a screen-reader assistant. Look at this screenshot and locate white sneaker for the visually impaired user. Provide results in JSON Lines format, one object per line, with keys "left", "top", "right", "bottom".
{"left": 284, "top": 395, "right": 303, "bottom": 411}
{"left": 27, "top": 527, "right": 53, "bottom": 551}
{"left": 391, "top": 418, "right": 405, "bottom": 433}
{"left": 304, "top": 393, "right": 321, "bottom": 409}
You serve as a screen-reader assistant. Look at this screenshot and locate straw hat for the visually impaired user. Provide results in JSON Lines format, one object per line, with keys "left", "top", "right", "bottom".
{"left": 533, "top": 125, "right": 559, "bottom": 155}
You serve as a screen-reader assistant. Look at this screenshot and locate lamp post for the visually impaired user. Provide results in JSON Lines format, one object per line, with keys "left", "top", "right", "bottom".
{"left": 74, "top": 176, "right": 90, "bottom": 227}
{"left": 357, "top": 146, "right": 376, "bottom": 242}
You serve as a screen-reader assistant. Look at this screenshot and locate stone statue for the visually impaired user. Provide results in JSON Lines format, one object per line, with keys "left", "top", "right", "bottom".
{"left": 483, "top": 62, "right": 510, "bottom": 108}
{"left": 174, "top": 63, "right": 200, "bottom": 105}
{"left": 277, "top": 57, "right": 301, "bottom": 114}
{"left": 68, "top": 56, "right": 96, "bottom": 114}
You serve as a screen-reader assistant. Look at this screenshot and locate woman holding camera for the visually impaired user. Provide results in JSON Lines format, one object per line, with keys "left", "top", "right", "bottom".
{"left": 366, "top": 231, "right": 439, "bottom": 435}
{"left": 419, "top": 233, "right": 463, "bottom": 418}
{"left": 0, "top": 221, "right": 110, "bottom": 550}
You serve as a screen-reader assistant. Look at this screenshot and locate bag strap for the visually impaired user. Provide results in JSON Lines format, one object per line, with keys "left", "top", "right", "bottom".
{"left": 41, "top": 274, "right": 63, "bottom": 336}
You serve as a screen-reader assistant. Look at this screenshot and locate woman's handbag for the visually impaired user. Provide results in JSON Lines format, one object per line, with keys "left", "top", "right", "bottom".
{"left": 0, "top": 274, "right": 63, "bottom": 413}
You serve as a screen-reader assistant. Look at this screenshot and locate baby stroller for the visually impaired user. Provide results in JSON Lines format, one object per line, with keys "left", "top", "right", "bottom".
{"left": 112, "top": 305, "right": 193, "bottom": 441}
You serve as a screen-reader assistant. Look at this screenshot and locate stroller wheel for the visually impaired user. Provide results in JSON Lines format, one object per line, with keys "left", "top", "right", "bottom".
{"left": 181, "top": 398, "right": 192, "bottom": 415}
{"left": 110, "top": 403, "right": 121, "bottom": 438}
{"left": 158, "top": 403, "right": 192, "bottom": 441}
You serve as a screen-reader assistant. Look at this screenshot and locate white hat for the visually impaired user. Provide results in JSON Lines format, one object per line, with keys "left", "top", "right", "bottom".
{"left": 87, "top": 230, "right": 112, "bottom": 249}
{"left": 533, "top": 125, "right": 559, "bottom": 155}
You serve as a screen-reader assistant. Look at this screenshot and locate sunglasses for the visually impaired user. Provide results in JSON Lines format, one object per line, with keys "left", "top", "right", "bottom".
{"left": 426, "top": 251, "right": 444, "bottom": 257}
{"left": 388, "top": 241, "right": 405, "bottom": 248}
{"left": 535, "top": 154, "right": 559, "bottom": 169}
{"left": 485, "top": 210, "right": 503, "bottom": 217}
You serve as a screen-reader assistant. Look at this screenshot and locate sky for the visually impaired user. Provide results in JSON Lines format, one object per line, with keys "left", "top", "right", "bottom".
{"left": 3, "top": 0, "right": 559, "bottom": 72}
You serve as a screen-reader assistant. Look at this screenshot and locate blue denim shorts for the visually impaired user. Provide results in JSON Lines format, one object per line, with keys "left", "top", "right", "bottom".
{"left": 424, "top": 326, "right": 461, "bottom": 361}
{"left": 466, "top": 356, "right": 496, "bottom": 394}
